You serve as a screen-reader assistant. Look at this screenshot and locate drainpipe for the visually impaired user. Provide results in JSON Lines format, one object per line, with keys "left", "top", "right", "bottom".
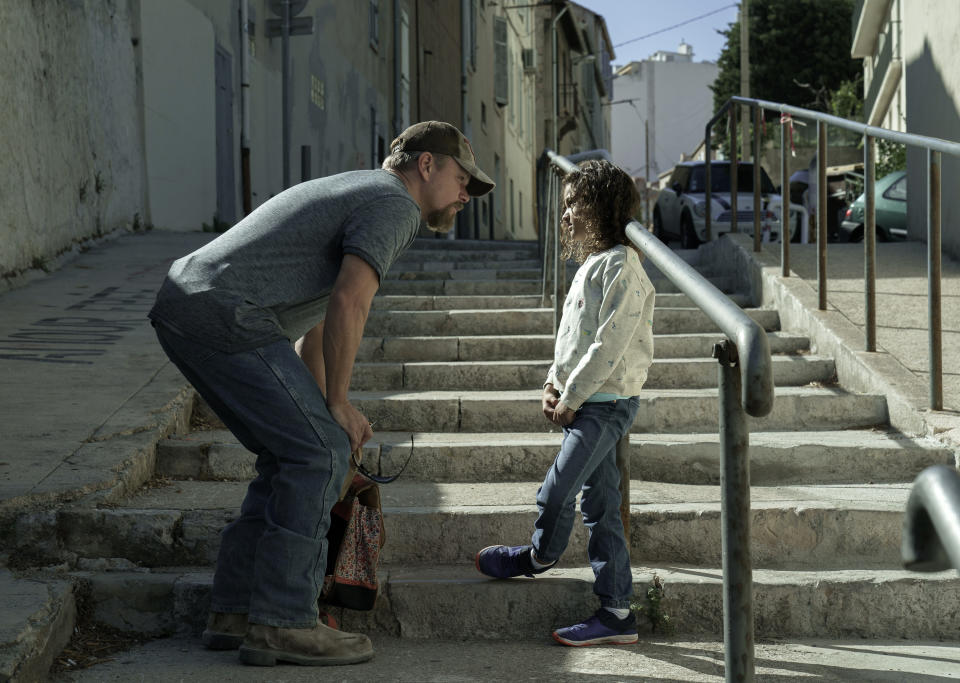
{"left": 552, "top": 3, "right": 569, "bottom": 153}
{"left": 459, "top": 0, "right": 470, "bottom": 240}
{"left": 240, "top": 0, "right": 251, "bottom": 214}
{"left": 393, "top": 0, "right": 402, "bottom": 137}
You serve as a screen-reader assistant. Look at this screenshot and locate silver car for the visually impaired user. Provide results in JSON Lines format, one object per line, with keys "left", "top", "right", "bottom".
{"left": 654, "top": 161, "right": 802, "bottom": 248}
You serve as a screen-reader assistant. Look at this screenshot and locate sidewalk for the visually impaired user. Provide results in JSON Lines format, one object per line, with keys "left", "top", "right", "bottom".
{"left": 713, "top": 233, "right": 960, "bottom": 445}
{"left": 0, "top": 230, "right": 213, "bottom": 514}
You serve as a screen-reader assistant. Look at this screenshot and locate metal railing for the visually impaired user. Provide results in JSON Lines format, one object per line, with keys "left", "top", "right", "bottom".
{"left": 708, "top": 95, "right": 960, "bottom": 411}
{"left": 539, "top": 149, "right": 774, "bottom": 681}
{"left": 902, "top": 465, "right": 960, "bottom": 573}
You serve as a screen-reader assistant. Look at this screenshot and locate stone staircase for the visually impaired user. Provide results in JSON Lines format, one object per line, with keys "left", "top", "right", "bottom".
{"left": 16, "top": 238, "right": 960, "bottom": 658}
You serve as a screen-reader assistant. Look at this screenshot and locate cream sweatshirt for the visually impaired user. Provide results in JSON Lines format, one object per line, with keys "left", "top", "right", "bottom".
{"left": 545, "top": 244, "right": 655, "bottom": 411}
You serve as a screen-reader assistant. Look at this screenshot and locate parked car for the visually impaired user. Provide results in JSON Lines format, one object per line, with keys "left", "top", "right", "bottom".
{"left": 653, "top": 161, "right": 802, "bottom": 249}
{"left": 839, "top": 169, "right": 907, "bottom": 242}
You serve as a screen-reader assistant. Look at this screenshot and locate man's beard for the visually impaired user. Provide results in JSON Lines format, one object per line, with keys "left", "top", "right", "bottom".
{"left": 425, "top": 203, "right": 462, "bottom": 233}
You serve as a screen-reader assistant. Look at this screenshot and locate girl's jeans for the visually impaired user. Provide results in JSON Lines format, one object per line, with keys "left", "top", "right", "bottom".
{"left": 531, "top": 397, "right": 640, "bottom": 609}
{"left": 154, "top": 322, "right": 351, "bottom": 628}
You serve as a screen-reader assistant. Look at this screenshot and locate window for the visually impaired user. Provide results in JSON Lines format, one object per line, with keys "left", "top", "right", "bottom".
{"left": 494, "top": 16, "right": 508, "bottom": 106}
{"left": 369, "top": 0, "right": 379, "bottom": 51}
{"left": 399, "top": 10, "right": 411, "bottom": 128}
{"left": 510, "top": 179, "right": 515, "bottom": 233}
{"left": 884, "top": 173, "right": 907, "bottom": 201}
{"left": 470, "top": 0, "right": 478, "bottom": 71}
{"left": 310, "top": 75, "right": 325, "bottom": 110}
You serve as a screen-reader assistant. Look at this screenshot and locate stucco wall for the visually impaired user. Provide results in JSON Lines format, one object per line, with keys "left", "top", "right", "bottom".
{"left": 0, "top": 0, "right": 148, "bottom": 280}
{"left": 903, "top": 0, "right": 960, "bottom": 257}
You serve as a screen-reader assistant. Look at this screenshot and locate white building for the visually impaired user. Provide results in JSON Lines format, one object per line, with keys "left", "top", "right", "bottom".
{"left": 609, "top": 41, "right": 718, "bottom": 192}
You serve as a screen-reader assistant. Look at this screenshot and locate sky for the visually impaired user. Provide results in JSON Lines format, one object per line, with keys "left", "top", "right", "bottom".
{"left": 577, "top": 0, "right": 741, "bottom": 67}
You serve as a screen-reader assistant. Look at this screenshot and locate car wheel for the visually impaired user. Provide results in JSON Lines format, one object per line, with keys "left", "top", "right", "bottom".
{"left": 680, "top": 212, "right": 701, "bottom": 249}
{"left": 848, "top": 224, "right": 864, "bottom": 243}
{"left": 653, "top": 210, "right": 665, "bottom": 241}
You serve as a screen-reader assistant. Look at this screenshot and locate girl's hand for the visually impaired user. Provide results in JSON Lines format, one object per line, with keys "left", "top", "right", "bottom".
{"left": 552, "top": 405, "right": 576, "bottom": 427}
{"left": 542, "top": 384, "right": 560, "bottom": 422}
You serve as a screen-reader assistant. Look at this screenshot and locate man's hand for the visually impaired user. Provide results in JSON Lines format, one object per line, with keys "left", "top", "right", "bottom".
{"left": 328, "top": 399, "right": 373, "bottom": 452}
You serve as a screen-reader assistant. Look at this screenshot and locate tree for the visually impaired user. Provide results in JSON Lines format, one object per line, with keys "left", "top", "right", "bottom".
{"left": 711, "top": 0, "right": 861, "bottom": 120}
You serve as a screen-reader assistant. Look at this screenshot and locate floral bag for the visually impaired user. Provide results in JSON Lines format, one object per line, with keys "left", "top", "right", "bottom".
{"left": 321, "top": 454, "right": 386, "bottom": 611}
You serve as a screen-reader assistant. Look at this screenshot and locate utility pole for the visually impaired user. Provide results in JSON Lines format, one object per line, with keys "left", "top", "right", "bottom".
{"left": 645, "top": 120, "right": 650, "bottom": 226}
{"left": 740, "top": 0, "right": 750, "bottom": 160}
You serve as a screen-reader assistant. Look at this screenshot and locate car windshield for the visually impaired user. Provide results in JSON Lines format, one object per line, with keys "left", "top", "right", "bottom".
{"left": 687, "top": 164, "right": 776, "bottom": 194}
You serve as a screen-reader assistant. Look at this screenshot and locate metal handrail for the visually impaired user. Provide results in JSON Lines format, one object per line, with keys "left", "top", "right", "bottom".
{"left": 902, "top": 465, "right": 960, "bottom": 573}
{"left": 707, "top": 95, "right": 960, "bottom": 410}
{"left": 541, "top": 149, "right": 773, "bottom": 681}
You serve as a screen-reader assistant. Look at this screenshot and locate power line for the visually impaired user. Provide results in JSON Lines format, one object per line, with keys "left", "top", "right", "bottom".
{"left": 613, "top": 4, "right": 738, "bottom": 49}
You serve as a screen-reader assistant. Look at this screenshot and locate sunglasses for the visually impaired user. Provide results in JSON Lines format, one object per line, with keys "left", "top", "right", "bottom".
{"left": 354, "top": 414, "right": 414, "bottom": 484}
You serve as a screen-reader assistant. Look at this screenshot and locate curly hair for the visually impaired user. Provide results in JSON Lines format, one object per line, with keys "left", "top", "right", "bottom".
{"left": 560, "top": 160, "right": 641, "bottom": 263}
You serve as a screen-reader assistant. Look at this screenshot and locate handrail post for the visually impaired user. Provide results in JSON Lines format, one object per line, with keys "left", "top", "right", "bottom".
{"left": 714, "top": 340, "right": 755, "bottom": 682}
{"left": 730, "top": 107, "right": 739, "bottom": 234}
{"left": 705, "top": 127, "right": 713, "bottom": 242}
{"left": 817, "top": 121, "right": 828, "bottom": 310}
{"left": 780, "top": 115, "right": 790, "bottom": 276}
{"left": 928, "top": 149, "right": 943, "bottom": 410}
{"left": 541, "top": 169, "right": 554, "bottom": 307}
{"left": 753, "top": 105, "right": 761, "bottom": 252}
{"left": 553, "top": 169, "right": 562, "bottom": 334}
{"left": 864, "top": 134, "right": 877, "bottom": 351}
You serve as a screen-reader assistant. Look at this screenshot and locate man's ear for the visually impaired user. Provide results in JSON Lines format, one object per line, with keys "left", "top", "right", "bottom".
{"left": 417, "top": 152, "right": 434, "bottom": 181}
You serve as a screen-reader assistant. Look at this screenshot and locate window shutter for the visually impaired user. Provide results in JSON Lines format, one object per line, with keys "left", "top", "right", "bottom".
{"left": 494, "top": 16, "right": 508, "bottom": 106}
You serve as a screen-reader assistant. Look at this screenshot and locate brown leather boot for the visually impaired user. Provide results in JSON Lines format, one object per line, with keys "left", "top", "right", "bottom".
{"left": 239, "top": 621, "right": 373, "bottom": 666}
{"left": 202, "top": 612, "right": 248, "bottom": 650}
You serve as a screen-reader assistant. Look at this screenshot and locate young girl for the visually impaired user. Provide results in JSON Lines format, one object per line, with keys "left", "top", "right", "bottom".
{"left": 475, "top": 160, "right": 655, "bottom": 647}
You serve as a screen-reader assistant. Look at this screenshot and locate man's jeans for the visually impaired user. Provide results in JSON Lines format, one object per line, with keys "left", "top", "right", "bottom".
{"left": 154, "top": 323, "right": 351, "bottom": 628}
{"left": 531, "top": 397, "right": 640, "bottom": 610}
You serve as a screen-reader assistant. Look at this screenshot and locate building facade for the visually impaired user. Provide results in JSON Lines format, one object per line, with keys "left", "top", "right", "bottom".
{"left": 1, "top": 0, "right": 619, "bottom": 282}
{"left": 851, "top": 0, "right": 960, "bottom": 257}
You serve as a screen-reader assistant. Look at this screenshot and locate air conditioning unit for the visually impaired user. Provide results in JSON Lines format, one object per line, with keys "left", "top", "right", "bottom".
{"left": 522, "top": 48, "right": 536, "bottom": 73}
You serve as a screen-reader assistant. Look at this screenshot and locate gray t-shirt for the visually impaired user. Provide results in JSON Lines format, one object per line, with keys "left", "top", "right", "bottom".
{"left": 149, "top": 170, "right": 421, "bottom": 352}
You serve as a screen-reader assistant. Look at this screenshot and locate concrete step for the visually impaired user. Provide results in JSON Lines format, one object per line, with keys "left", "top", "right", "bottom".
{"left": 363, "top": 307, "right": 780, "bottom": 337}
{"left": 157, "top": 429, "right": 952, "bottom": 486}
{"left": 356, "top": 331, "right": 810, "bottom": 362}
{"left": 350, "top": 355, "right": 836, "bottom": 391}
{"left": 69, "top": 565, "right": 960, "bottom": 641}
{"left": 387, "top": 267, "right": 541, "bottom": 281}
{"left": 23, "top": 480, "right": 913, "bottom": 570}
{"left": 0, "top": 570, "right": 76, "bottom": 683}
{"left": 377, "top": 278, "right": 542, "bottom": 296}
{"left": 407, "top": 239, "right": 538, "bottom": 254}
{"left": 346, "top": 387, "right": 887, "bottom": 433}
{"left": 371, "top": 294, "right": 543, "bottom": 311}
{"left": 392, "top": 258, "right": 542, "bottom": 271}
{"left": 370, "top": 292, "right": 749, "bottom": 311}
{"left": 55, "top": 632, "right": 960, "bottom": 682}
{"left": 655, "top": 291, "right": 752, "bottom": 308}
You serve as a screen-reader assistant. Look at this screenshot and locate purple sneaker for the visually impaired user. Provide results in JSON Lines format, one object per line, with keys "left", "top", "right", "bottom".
{"left": 474, "top": 545, "right": 552, "bottom": 578}
{"left": 552, "top": 610, "right": 638, "bottom": 647}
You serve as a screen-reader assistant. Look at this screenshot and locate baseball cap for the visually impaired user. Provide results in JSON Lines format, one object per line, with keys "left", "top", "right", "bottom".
{"left": 390, "top": 121, "right": 495, "bottom": 197}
